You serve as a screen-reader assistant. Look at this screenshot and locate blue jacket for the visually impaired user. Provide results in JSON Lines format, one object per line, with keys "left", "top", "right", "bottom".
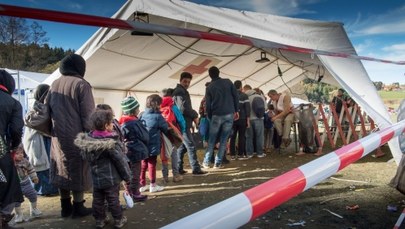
{"left": 264, "top": 111, "right": 274, "bottom": 129}
{"left": 140, "top": 108, "right": 168, "bottom": 156}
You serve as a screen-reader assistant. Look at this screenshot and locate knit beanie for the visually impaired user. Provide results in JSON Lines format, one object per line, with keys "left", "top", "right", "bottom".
{"left": 208, "top": 66, "right": 220, "bottom": 79}
{"left": 0, "top": 69, "right": 15, "bottom": 95}
{"left": 59, "top": 54, "right": 86, "bottom": 77}
{"left": 34, "top": 84, "right": 50, "bottom": 103}
{"left": 121, "top": 96, "right": 140, "bottom": 114}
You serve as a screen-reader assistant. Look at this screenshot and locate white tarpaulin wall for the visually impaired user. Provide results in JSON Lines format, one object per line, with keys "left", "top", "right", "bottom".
{"left": 44, "top": 0, "right": 401, "bottom": 163}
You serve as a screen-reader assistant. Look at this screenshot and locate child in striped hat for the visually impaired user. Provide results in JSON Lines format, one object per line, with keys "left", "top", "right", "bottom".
{"left": 119, "top": 96, "right": 149, "bottom": 202}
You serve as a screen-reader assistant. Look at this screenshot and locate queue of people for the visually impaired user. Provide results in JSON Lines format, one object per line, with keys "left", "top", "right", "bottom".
{"left": 0, "top": 54, "right": 300, "bottom": 229}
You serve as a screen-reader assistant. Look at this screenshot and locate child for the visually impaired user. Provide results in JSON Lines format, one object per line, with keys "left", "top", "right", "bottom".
{"left": 96, "top": 104, "right": 125, "bottom": 148}
{"left": 160, "top": 88, "right": 186, "bottom": 183}
{"left": 119, "top": 96, "right": 149, "bottom": 201}
{"left": 140, "top": 94, "right": 168, "bottom": 193}
{"left": 75, "top": 109, "right": 131, "bottom": 229}
{"left": 12, "top": 144, "right": 42, "bottom": 223}
{"left": 264, "top": 103, "right": 275, "bottom": 153}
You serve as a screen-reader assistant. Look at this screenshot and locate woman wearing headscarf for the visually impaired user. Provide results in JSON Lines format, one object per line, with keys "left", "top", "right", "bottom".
{"left": 0, "top": 69, "right": 24, "bottom": 228}
{"left": 46, "top": 54, "right": 95, "bottom": 218}
{"left": 23, "top": 84, "right": 58, "bottom": 196}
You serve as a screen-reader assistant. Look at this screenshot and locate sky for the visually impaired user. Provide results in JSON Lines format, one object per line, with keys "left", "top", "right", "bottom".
{"left": 1, "top": 0, "right": 404, "bottom": 84}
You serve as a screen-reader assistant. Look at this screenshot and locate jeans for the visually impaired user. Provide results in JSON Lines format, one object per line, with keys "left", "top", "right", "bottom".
{"left": 203, "top": 114, "right": 234, "bottom": 166}
{"left": 161, "top": 146, "right": 180, "bottom": 178}
{"left": 246, "top": 119, "right": 264, "bottom": 156}
{"left": 140, "top": 156, "right": 157, "bottom": 185}
{"left": 177, "top": 128, "right": 201, "bottom": 173}
{"left": 264, "top": 127, "right": 274, "bottom": 149}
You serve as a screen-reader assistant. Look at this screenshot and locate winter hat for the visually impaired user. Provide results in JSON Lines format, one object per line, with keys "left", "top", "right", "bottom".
{"left": 121, "top": 96, "right": 140, "bottom": 114}
{"left": 59, "top": 54, "right": 86, "bottom": 77}
{"left": 208, "top": 66, "right": 220, "bottom": 79}
{"left": 34, "top": 84, "right": 50, "bottom": 103}
{"left": 0, "top": 69, "right": 15, "bottom": 95}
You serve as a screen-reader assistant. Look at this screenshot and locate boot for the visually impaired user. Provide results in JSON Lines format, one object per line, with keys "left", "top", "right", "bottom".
{"left": 72, "top": 200, "right": 92, "bottom": 218}
{"left": 60, "top": 197, "right": 73, "bottom": 217}
{"left": 1, "top": 213, "right": 24, "bottom": 229}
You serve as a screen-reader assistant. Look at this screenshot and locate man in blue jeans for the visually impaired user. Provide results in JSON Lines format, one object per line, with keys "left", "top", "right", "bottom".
{"left": 203, "top": 66, "right": 239, "bottom": 169}
{"left": 244, "top": 85, "right": 266, "bottom": 158}
{"left": 172, "top": 72, "right": 207, "bottom": 175}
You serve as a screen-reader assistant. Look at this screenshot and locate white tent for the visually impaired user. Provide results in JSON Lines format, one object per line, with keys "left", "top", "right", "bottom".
{"left": 43, "top": 0, "right": 401, "bottom": 163}
{"left": 2, "top": 68, "right": 49, "bottom": 113}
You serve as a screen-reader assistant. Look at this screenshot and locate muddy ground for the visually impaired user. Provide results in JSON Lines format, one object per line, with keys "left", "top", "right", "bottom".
{"left": 14, "top": 143, "right": 405, "bottom": 229}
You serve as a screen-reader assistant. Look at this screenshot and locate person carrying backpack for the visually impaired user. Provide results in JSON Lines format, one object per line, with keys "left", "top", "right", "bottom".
{"left": 243, "top": 85, "right": 266, "bottom": 158}
{"left": 119, "top": 96, "right": 149, "bottom": 202}
{"left": 160, "top": 88, "right": 185, "bottom": 183}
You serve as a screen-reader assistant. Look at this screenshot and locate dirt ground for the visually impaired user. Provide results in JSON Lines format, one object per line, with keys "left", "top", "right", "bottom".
{"left": 13, "top": 143, "right": 405, "bottom": 229}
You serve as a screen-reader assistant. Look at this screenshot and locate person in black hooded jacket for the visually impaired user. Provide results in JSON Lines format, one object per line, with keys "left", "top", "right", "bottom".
{"left": 0, "top": 69, "right": 24, "bottom": 229}
{"left": 46, "top": 54, "right": 95, "bottom": 218}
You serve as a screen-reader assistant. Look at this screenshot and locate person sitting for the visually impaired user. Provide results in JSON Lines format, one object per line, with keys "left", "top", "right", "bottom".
{"left": 267, "top": 89, "right": 295, "bottom": 148}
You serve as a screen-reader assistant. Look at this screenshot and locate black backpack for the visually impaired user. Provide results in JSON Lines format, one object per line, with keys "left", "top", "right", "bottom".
{"left": 252, "top": 96, "right": 265, "bottom": 118}
{"left": 121, "top": 119, "right": 149, "bottom": 162}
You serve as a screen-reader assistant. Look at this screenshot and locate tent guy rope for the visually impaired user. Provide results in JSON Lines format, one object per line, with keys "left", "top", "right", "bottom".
{"left": 0, "top": 4, "right": 404, "bottom": 65}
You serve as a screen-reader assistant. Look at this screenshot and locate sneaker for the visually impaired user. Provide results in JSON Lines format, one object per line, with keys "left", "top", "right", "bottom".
{"left": 213, "top": 164, "right": 224, "bottom": 169}
{"left": 230, "top": 156, "right": 236, "bottom": 160}
{"left": 247, "top": 155, "right": 254, "bottom": 159}
{"left": 163, "top": 177, "right": 169, "bottom": 184}
{"left": 132, "top": 194, "right": 148, "bottom": 202}
{"left": 95, "top": 216, "right": 109, "bottom": 229}
{"left": 238, "top": 156, "right": 248, "bottom": 160}
{"left": 222, "top": 159, "right": 230, "bottom": 164}
{"left": 192, "top": 170, "right": 208, "bottom": 175}
{"left": 179, "top": 169, "right": 188, "bottom": 175}
{"left": 202, "top": 163, "right": 210, "bottom": 169}
{"left": 149, "top": 184, "right": 164, "bottom": 193}
{"left": 30, "top": 207, "right": 42, "bottom": 217}
{"left": 14, "top": 213, "right": 24, "bottom": 223}
{"left": 257, "top": 153, "right": 267, "bottom": 158}
{"left": 139, "top": 185, "right": 149, "bottom": 193}
{"left": 114, "top": 216, "right": 127, "bottom": 228}
{"left": 173, "top": 174, "right": 184, "bottom": 182}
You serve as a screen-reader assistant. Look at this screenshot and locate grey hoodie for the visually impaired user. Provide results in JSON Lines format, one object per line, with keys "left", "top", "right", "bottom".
{"left": 245, "top": 90, "right": 266, "bottom": 120}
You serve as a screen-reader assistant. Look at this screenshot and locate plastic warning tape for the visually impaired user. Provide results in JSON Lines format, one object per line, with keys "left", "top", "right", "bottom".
{"left": 163, "top": 120, "right": 405, "bottom": 229}
{"left": 394, "top": 208, "right": 405, "bottom": 229}
{"left": 0, "top": 4, "right": 404, "bottom": 65}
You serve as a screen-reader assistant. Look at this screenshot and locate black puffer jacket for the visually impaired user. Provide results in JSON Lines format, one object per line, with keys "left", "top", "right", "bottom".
{"left": 74, "top": 133, "right": 131, "bottom": 189}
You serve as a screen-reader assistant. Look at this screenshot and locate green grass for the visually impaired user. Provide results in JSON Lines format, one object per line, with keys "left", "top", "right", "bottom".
{"left": 378, "top": 90, "right": 405, "bottom": 100}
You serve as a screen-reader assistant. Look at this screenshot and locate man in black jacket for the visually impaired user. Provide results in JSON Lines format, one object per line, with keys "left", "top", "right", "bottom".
{"left": 202, "top": 67, "right": 239, "bottom": 169}
{"left": 172, "top": 72, "right": 207, "bottom": 175}
{"left": 229, "top": 80, "right": 250, "bottom": 160}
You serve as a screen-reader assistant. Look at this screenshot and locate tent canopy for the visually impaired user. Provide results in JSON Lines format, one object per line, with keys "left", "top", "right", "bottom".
{"left": 44, "top": 0, "right": 400, "bottom": 162}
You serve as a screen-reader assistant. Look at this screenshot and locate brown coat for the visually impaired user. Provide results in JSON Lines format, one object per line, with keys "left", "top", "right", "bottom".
{"left": 47, "top": 75, "right": 95, "bottom": 191}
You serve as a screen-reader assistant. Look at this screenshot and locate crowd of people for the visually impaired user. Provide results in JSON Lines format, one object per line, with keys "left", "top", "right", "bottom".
{"left": 0, "top": 54, "right": 300, "bottom": 229}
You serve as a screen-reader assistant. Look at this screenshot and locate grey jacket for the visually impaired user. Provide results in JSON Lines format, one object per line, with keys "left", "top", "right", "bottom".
{"left": 75, "top": 133, "right": 131, "bottom": 190}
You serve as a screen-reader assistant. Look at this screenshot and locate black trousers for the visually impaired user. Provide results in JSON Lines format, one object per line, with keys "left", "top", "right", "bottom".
{"left": 230, "top": 118, "right": 247, "bottom": 157}
{"left": 92, "top": 185, "right": 122, "bottom": 221}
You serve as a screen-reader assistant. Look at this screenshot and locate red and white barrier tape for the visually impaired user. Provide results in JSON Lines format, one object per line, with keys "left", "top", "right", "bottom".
{"left": 394, "top": 208, "right": 405, "bottom": 229}
{"left": 0, "top": 4, "right": 404, "bottom": 65}
{"left": 163, "top": 120, "right": 405, "bottom": 229}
